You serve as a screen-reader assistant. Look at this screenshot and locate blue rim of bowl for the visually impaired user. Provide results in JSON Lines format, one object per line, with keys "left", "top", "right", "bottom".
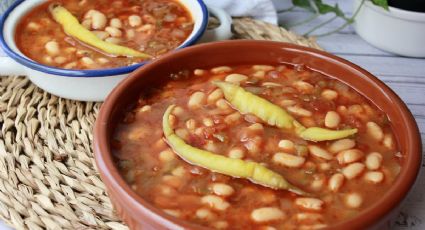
{"left": 0, "top": 0, "right": 209, "bottom": 77}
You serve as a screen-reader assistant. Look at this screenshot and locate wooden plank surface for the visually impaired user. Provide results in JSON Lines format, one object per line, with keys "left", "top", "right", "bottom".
{"left": 273, "top": 0, "right": 425, "bottom": 229}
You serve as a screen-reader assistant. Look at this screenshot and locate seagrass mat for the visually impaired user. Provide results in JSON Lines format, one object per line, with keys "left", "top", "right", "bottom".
{"left": 0, "top": 18, "right": 322, "bottom": 230}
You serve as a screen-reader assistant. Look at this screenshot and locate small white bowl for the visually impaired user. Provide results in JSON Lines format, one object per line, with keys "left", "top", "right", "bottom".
{"left": 354, "top": 0, "right": 425, "bottom": 57}
{"left": 0, "top": 0, "right": 232, "bottom": 101}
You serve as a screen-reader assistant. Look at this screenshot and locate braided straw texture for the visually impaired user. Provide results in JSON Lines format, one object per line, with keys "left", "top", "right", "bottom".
{"left": 0, "top": 18, "right": 321, "bottom": 230}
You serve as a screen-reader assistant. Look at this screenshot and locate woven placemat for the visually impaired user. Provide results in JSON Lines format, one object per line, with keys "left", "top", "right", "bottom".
{"left": 0, "top": 18, "right": 321, "bottom": 230}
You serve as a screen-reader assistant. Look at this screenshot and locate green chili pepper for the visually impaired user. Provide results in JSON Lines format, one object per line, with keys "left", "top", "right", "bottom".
{"left": 214, "top": 81, "right": 295, "bottom": 129}
{"left": 50, "top": 5, "right": 151, "bottom": 58}
{"left": 163, "top": 105, "right": 307, "bottom": 195}
{"left": 300, "top": 127, "right": 358, "bottom": 142}
{"left": 215, "top": 81, "right": 357, "bottom": 142}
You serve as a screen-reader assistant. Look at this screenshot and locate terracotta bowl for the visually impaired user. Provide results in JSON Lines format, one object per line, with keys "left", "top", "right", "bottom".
{"left": 93, "top": 40, "right": 422, "bottom": 230}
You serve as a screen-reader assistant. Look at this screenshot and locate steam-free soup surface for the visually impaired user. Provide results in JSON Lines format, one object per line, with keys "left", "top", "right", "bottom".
{"left": 113, "top": 64, "right": 402, "bottom": 229}
{"left": 15, "top": 0, "right": 193, "bottom": 69}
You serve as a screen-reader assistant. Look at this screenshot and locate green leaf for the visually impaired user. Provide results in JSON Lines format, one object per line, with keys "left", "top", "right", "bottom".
{"left": 372, "top": 0, "right": 389, "bottom": 10}
{"left": 292, "top": 0, "right": 314, "bottom": 11}
{"left": 316, "top": 2, "right": 344, "bottom": 17}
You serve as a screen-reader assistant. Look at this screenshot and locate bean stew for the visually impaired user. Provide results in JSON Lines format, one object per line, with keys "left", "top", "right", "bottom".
{"left": 15, "top": 0, "right": 194, "bottom": 70}
{"left": 113, "top": 64, "right": 402, "bottom": 229}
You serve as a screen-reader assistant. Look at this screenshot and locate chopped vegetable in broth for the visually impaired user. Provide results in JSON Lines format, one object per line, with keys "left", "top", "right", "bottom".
{"left": 113, "top": 64, "right": 403, "bottom": 229}
{"left": 15, "top": 0, "right": 193, "bottom": 69}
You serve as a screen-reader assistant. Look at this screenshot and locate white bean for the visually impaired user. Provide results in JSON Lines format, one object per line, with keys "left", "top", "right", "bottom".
{"left": 252, "top": 70, "right": 265, "bottom": 78}
{"left": 295, "top": 198, "right": 324, "bottom": 211}
{"left": 328, "top": 173, "right": 344, "bottom": 192}
{"left": 224, "top": 112, "right": 241, "bottom": 124}
{"left": 251, "top": 207, "right": 285, "bottom": 222}
{"left": 92, "top": 31, "right": 110, "bottom": 40}
{"left": 244, "top": 137, "right": 262, "bottom": 154}
{"left": 64, "top": 47, "right": 77, "bottom": 54}
{"left": 328, "top": 139, "right": 356, "bottom": 153}
{"left": 188, "top": 91, "right": 206, "bottom": 109}
{"left": 91, "top": 11, "right": 107, "bottom": 29}
{"left": 293, "top": 81, "right": 314, "bottom": 93}
{"left": 110, "top": 18, "right": 123, "bottom": 28}
{"left": 97, "top": 57, "right": 110, "bottom": 64}
{"left": 287, "top": 106, "right": 312, "bottom": 117}
{"left": 81, "top": 19, "right": 92, "bottom": 29}
{"left": 321, "top": 89, "right": 338, "bottom": 100}
{"left": 137, "top": 24, "right": 154, "bottom": 32}
{"left": 212, "top": 183, "right": 234, "bottom": 197}
{"left": 126, "top": 29, "right": 135, "bottom": 39}
{"left": 383, "top": 133, "right": 394, "bottom": 149}
{"left": 310, "top": 177, "right": 325, "bottom": 191}
{"left": 45, "top": 41, "right": 60, "bottom": 56}
{"left": 54, "top": 56, "right": 67, "bottom": 64}
{"left": 319, "top": 162, "right": 331, "bottom": 171}
{"left": 81, "top": 57, "right": 94, "bottom": 66}
{"left": 163, "top": 209, "right": 181, "bottom": 217}
{"left": 185, "top": 119, "right": 196, "bottom": 130}
{"left": 225, "top": 73, "right": 248, "bottom": 83}
{"left": 175, "top": 128, "right": 189, "bottom": 140}
{"left": 248, "top": 123, "right": 264, "bottom": 132}
{"left": 168, "top": 114, "right": 177, "bottom": 128}
{"left": 345, "top": 193, "right": 363, "bottom": 208}
{"left": 207, "top": 89, "right": 224, "bottom": 104}
{"left": 194, "top": 69, "right": 206, "bottom": 76}
{"left": 162, "top": 175, "right": 181, "bottom": 188}
{"left": 202, "top": 118, "right": 214, "bottom": 127}
{"left": 159, "top": 149, "right": 175, "bottom": 162}
{"left": 159, "top": 185, "right": 176, "bottom": 196}
{"left": 64, "top": 62, "right": 77, "bottom": 69}
{"left": 172, "top": 106, "right": 184, "bottom": 116}
{"left": 366, "top": 121, "right": 384, "bottom": 141}
{"left": 105, "top": 26, "right": 122, "bottom": 37}
{"left": 84, "top": 9, "right": 96, "bottom": 19}
{"left": 27, "top": 22, "right": 41, "bottom": 30}
{"left": 308, "top": 145, "right": 333, "bottom": 160}
{"left": 365, "top": 152, "right": 383, "bottom": 170}
{"left": 324, "top": 111, "right": 341, "bottom": 128}
{"left": 279, "top": 99, "right": 297, "bottom": 107}
{"left": 296, "top": 213, "right": 323, "bottom": 222}
{"left": 342, "top": 163, "right": 365, "bottom": 179}
{"left": 212, "top": 221, "right": 228, "bottom": 229}
{"left": 211, "top": 66, "right": 232, "bottom": 74}
{"left": 278, "top": 140, "right": 295, "bottom": 151}
{"left": 201, "top": 195, "right": 230, "bottom": 211}
{"left": 228, "top": 147, "right": 245, "bottom": 159}
{"left": 252, "top": 65, "right": 274, "bottom": 71}
{"left": 216, "top": 99, "right": 231, "bottom": 110}
{"left": 336, "top": 149, "right": 364, "bottom": 165}
{"left": 172, "top": 166, "right": 186, "bottom": 177}
{"left": 364, "top": 171, "right": 384, "bottom": 184}
{"left": 272, "top": 152, "right": 305, "bottom": 168}
{"left": 195, "top": 208, "right": 216, "bottom": 220}
{"left": 128, "top": 15, "right": 142, "bottom": 27}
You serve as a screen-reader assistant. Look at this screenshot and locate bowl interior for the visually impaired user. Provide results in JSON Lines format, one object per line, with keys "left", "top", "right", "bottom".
{"left": 95, "top": 40, "right": 421, "bottom": 229}
{"left": 0, "top": 0, "right": 208, "bottom": 77}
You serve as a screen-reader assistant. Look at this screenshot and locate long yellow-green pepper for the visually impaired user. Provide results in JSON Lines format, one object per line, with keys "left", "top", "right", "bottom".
{"left": 49, "top": 5, "right": 151, "bottom": 58}
{"left": 214, "top": 81, "right": 357, "bottom": 142}
{"left": 163, "top": 105, "right": 307, "bottom": 195}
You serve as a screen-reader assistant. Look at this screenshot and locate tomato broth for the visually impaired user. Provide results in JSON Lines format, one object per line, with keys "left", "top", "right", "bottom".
{"left": 113, "top": 64, "right": 402, "bottom": 229}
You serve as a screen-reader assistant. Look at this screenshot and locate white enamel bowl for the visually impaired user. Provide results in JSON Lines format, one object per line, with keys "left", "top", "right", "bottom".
{"left": 0, "top": 0, "right": 232, "bottom": 101}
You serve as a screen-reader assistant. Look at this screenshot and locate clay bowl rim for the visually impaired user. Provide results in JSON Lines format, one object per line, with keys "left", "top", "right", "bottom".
{"left": 93, "top": 40, "right": 422, "bottom": 230}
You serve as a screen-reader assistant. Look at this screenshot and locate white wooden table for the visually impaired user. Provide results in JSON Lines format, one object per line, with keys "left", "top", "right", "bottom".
{"left": 273, "top": 0, "right": 425, "bottom": 229}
